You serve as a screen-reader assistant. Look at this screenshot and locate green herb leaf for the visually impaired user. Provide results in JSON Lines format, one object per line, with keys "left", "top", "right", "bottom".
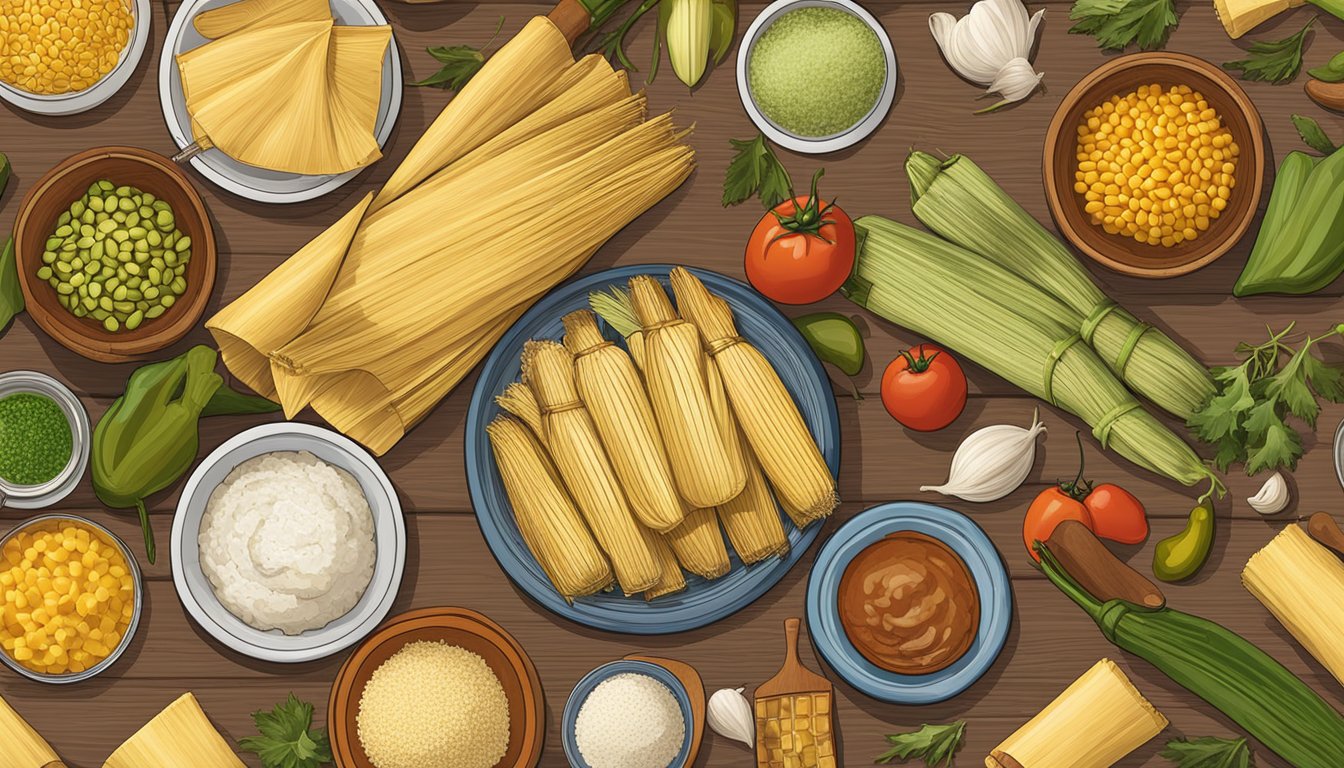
{"left": 1291, "top": 114, "right": 1340, "bottom": 154}
{"left": 0, "top": 237, "right": 22, "bottom": 332}
{"left": 1308, "top": 50, "right": 1344, "bottom": 81}
{"left": 1161, "top": 736, "right": 1251, "bottom": 768}
{"left": 413, "top": 17, "right": 504, "bottom": 92}
{"left": 723, "top": 134, "right": 794, "bottom": 209}
{"left": 1068, "top": 0, "right": 1178, "bottom": 51}
{"left": 709, "top": 0, "right": 737, "bottom": 65}
{"left": 1263, "top": 349, "right": 1319, "bottom": 426}
{"left": 875, "top": 721, "right": 966, "bottom": 767}
{"left": 238, "top": 694, "right": 333, "bottom": 768}
{"left": 1247, "top": 418, "right": 1304, "bottom": 474}
{"left": 1224, "top": 18, "right": 1315, "bottom": 84}
{"left": 1188, "top": 367, "right": 1254, "bottom": 442}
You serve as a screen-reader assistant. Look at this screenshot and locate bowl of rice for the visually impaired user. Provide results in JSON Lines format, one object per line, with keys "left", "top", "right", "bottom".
{"left": 327, "top": 606, "right": 545, "bottom": 768}
{"left": 563, "top": 660, "right": 693, "bottom": 768}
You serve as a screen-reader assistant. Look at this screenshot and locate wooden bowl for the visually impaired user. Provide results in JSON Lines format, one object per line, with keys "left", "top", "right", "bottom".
{"left": 327, "top": 607, "right": 545, "bottom": 768}
{"left": 14, "top": 146, "right": 216, "bottom": 362}
{"left": 1043, "top": 52, "right": 1265, "bottom": 279}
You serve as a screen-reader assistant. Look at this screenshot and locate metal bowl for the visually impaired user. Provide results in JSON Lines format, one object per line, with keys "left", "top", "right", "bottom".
{"left": 0, "top": 372, "right": 90, "bottom": 510}
{"left": 1334, "top": 418, "right": 1344, "bottom": 491}
{"left": 0, "top": 514, "right": 143, "bottom": 684}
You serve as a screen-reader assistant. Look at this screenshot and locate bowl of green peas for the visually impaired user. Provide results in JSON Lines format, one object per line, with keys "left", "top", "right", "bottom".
{"left": 14, "top": 146, "right": 216, "bottom": 363}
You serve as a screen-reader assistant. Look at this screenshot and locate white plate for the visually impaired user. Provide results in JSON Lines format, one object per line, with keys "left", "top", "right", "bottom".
{"left": 171, "top": 422, "right": 406, "bottom": 663}
{"left": 0, "top": 0, "right": 151, "bottom": 116}
{"left": 158, "top": 0, "right": 403, "bottom": 203}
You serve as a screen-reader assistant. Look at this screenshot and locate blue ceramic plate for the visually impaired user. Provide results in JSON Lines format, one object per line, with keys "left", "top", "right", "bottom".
{"left": 467, "top": 265, "right": 840, "bottom": 634}
{"left": 562, "top": 660, "right": 693, "bottom": 768}
{"left": 806, "top": 502, "right": 1012, "bottom": 704}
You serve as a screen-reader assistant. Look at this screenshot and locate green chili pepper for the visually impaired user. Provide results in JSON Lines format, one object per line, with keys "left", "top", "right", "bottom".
{"left": 792, "top": 312, "right": 865, "bottom": 376}
{"left": 1152, "top": 503, "right": 1214, "bottom": 582}
{"left": 91, "top": 346, "right": 280, "bottom": 563}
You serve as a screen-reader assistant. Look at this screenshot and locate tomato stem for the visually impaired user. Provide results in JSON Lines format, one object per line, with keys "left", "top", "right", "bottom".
{"left": 898, "top": 346, "right": 940, "bottom": 374}
{"left": 1059, "top": 432, "right": 1093, "bottom": 500}
{"left": 768, "top": 169, "right": 836, "bottom": 245}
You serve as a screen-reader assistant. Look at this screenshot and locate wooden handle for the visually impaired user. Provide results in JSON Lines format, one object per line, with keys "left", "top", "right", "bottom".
{"left": 1046, "top": 520, "right": 1165, "bottom": 608}
{"left": 783, "top": 617, "right": 801, "bottom": 667}
{"left": 548, "top": 0, "right": 592, "bottom": 46}
{"left": 986, "top": 750, "right": 1026, "bottom": 768}
{"left": 1308, "top": 512, "right": 1344, "bottom": 557}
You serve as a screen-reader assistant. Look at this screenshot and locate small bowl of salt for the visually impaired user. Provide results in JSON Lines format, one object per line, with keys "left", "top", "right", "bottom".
{"left": 564, "top": 659, "right": 694, "bottom": 768}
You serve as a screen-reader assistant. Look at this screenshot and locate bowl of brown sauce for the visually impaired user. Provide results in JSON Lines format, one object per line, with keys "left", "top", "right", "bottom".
{"left": 805, "top": 502, "right": 1011, "bottom": 704}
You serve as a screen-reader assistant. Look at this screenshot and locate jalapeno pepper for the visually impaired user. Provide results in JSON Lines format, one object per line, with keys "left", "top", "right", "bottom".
{"left": 1152, "top": 503, "right": 1214, "bottom": 582}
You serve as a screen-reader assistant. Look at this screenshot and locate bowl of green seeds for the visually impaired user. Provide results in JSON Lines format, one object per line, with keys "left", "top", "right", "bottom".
{"left": 0, "top": 371, "right": 90, "bottom": 510}
{"left": 15, "top": 146, "right": 216, "bottom": 363}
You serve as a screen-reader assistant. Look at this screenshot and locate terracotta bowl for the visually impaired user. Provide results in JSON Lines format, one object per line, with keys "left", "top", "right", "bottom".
{"left": 1043, "top": 52, "right": 1265, "bottom": 279}
{"left": 328, "top": 607, "right": 545, "bottom": 768}
{"left": 14, "top": 146, "right": 216, "bottom": 362}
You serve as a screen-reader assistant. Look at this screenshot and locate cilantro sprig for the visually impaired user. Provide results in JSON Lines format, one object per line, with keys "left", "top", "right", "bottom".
{"left": 723, "top": 134, "right": 794, "bottom": 209}
{"left": 1188, "top": 323, "right": 1344, "bottom": 474}
{"left": 237, "top": 694, "right": 333, "bottom": 768}
{"left": 412, "top": 17, "right": 504, "bottom": 92}
{"left": 1069, "top": 0, "right": 1179, "bottom": 51}
{"left": 875, "top": 721, "right": 966, "bottom": 767}
{"left": 1161, "top": 736, "right": 1252, "bottom": 768}
{"left": 1224, "top": 18, "right": 1315, "bottom": 84}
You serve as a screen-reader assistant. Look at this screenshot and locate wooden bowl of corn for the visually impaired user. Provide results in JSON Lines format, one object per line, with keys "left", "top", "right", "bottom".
{"left": 1043, "top": 52, "right": 1265, "bottom": 279}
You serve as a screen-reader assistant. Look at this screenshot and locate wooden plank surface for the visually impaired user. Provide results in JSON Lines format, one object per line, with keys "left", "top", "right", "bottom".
{"left": 1, "top": 0, "right": 1342, "bottom": 766}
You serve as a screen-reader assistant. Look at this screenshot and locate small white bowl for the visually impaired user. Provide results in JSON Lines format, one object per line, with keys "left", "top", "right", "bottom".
{"left": 736, "top": 0, "right": 898, "bottom": 154}
{"left": 0, "top": 0, "right": 151, "bottom": 116}
{"left": 171, "top": 422, "right": 406, "bottom": 663}
{"left": 0, "top": 371, "right": 90, "bottom": 510}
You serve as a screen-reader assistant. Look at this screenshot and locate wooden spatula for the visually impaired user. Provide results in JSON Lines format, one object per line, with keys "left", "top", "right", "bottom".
{"left": 754, "top": 618, "right": 837, "bottom": 768}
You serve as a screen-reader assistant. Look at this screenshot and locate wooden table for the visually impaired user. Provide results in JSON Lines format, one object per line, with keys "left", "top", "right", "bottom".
{"left": 1, "top": 1, "right": 1342, "bottom": 765}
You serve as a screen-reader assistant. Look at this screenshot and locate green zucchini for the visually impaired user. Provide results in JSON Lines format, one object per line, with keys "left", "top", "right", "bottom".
{"left": 1235, "top": 147, "right": 1344, "bottom": 296}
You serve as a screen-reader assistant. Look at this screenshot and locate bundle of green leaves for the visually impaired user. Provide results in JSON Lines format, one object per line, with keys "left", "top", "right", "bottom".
{"left": 1224, "top": 18, "right": 1316, "bottom": 84}
{"left": 1068, "top": 0, "right": 1179, "bottom": 51}
{"left": 874, "top": 721, "right": 966, "bottom": 767}
{"left": 1161, "top": 736, "right": 1252, "bottom": 767}
{"left": 237, "top": 695, "right": 332, "bottom": 768}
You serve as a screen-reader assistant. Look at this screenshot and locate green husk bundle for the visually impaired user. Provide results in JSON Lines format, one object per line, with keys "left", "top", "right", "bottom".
{"left": 844, "top": 216, "right": 1220, "bottom": 495}
{"left": 906, "top": 151, "right": 1215, "bottom": 421}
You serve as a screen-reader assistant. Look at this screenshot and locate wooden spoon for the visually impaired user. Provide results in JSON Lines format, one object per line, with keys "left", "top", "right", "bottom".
{"left": 1307, "top": 512, "right": 1344, "bottom": 557}
{"left": 1306, "top": 80, "right": 1344, "bottom": 113}
{"left": 1045, "top": 520, "right": 1166, "bottom": 608}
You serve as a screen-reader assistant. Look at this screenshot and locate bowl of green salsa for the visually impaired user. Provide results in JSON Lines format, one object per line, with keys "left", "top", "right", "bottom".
{"left": 738, "top": 0, "right": 897, "bottom": 153}
{"left": 0, "top": 371, "right": 90, "bottom": 509}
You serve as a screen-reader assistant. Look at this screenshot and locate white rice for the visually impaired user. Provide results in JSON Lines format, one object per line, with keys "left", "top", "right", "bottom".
{"left": 198, "top": 450, "right": 376, "bottom": 635}
{"left": 575, "top": 672, "right": 685, "bottom": 768}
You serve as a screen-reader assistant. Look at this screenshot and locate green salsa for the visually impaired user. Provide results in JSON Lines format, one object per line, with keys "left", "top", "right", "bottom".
{"left": 747, "top": 7, "right": 886, "bottom": 138}
{"left": 0, "top": 392, "right": 73, "bottom": 486}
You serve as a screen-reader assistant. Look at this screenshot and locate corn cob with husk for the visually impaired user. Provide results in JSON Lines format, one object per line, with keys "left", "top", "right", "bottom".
{"left": 906, "top": 151, "right": 1215, "bottom": 421}
{"left": 522, "top": 340, "right": 661, "bottom": 594}
{"left": 0, "top": 693, "right": 62, "bottom": 767}
{"left": 645, "top": 529, "right": 688, "bottom": 600}
{"left": 630, "top": 276, "right": 746, "bottom": 508}
{"left": 845, "top": 217, "right": 1222, "bottom": 496}
{"left": 487, "top": 415, "right": 614, "bottom": 600}
{"left": 666, "top": 0, "right": 711, "bottom": 87}
{"left": 496, "top": 381, "right": 543, "bottom": 437}
{"left": 670, "top": 268, "right": 838, "bottom": 526}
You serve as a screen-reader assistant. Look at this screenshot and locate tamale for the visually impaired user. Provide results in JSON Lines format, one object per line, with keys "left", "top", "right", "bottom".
{"left": 496, "top": 382, "right": 544, "bottom": 438}
{"left": 564, "top": 309, "right": 686, "bottom": 533}
{"left": 645, "top": 529, "right": 688, "bottom": 600}
{"left": 0, "top": 693, "right": 61, "bottom": 767}
{"left": 670, "top": 268, "right": 837, "bottom": 526}
{"left": 707, "top": 358, "right": 789, "bottom": 561}
{"left": 523, "top": 340, "right": 661, "bottom": 595}
{"left": 103, "top": 693, "right": 246, "bottom": 768}
{"left": 629, "top": 276, "right": 745, "bottom": 507}
{"left": 1244, "top": 524, "right": 1344, "bottom": 687}
{"left": 487, "top": 415, "right": 613, "bottom": 599}
{"left": 192, "top": 0, "right": 329, "bottom": 38}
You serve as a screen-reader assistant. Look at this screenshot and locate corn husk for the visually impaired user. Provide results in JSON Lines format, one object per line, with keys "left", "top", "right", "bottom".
{"left": 988, "top": 659, "right": 1167, "bottom": 768}
{"left": 496, "top": 382, "right": 543, "bottom": 438}
{"left": 177, "top": 0, "right": 391, "bottom": 175}
{"left": 671, "top": 268, "right": 837, "bottom": 526}
{"left": 645, "top": 529, "right": 688, "bottom": 600}
{"left": 103, "top": 693, "right": 246, "bottom": 768}
{"left": 207, "top": 19, "right": 694, "bottom": 455}
{"left": 1244, "top": 524, "right": 1344, "bottom": 687}
{"left": 630, "top": 276, "right": 745, "bottom": 507}
{"left": 487, "top": 415, "right": 613, "bottom": 600}
{"left": 523, "top": 340, "right": 660, "bottom": 595}
{"left": 564, "top": 309, "right": 685, "bottom": 533}
{"left": 906, "top": 151, "right": 1215, "bottom": 420}
{"left": 0, "top": 693, "right": 61, "bottom": 767}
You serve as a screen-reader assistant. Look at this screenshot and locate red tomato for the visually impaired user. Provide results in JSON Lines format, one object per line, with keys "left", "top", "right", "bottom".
{"left": 879, "top": 344, "right": 967, "bottom": 432}
{"left": 1023, "top": 488, "right": 1094, "bottom": 561}
{"left": 1086, "top": 483, "right": 1148, "bottom": 545}
{"left": 744, "top": 171, "right": 855, "bottom": 305}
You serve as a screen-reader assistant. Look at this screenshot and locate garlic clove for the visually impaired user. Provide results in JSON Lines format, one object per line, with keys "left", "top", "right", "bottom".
{"left": 928, "top": 0, "right": 1045, "bottom": 109}
{"left": 707, "top": 686, "right": 755, "bottom": 749}
{"left": 921, "top": 410, "right": 1046, "bottom": 502}
{"left": 1247, "top": 472, "right": 1290, "bottom": 516}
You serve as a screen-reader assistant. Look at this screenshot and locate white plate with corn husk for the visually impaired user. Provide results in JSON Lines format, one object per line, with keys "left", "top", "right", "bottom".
{"left": 157, "top": 0, "right": 402, "bottom": 204}
{"left": 467, "top": 265, "right": 841, "bottom": 635}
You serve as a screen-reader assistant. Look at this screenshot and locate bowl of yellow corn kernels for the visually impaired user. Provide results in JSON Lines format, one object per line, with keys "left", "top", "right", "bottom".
{"left": 0, "top": 514, "right": 142, "bottom": 684}
{"left": 0, "top": 0, "right": 152, "bottom": 116}
{"left": 1043, "top": 52, "right": 1266, "bottom": 279}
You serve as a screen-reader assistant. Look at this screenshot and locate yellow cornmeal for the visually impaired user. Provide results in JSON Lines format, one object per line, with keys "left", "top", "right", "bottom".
{"left": 0, "top": 0, "right": 133, "bottom": 95}
{"left": 0, "top": 520, "right": 135, "bottom": 675}
{"left": 1075, "top": 84, "right": 1240, "bottom": 248}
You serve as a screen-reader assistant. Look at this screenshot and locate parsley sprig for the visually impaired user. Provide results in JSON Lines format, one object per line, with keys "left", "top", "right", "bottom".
{"left": 1069, "top": 0, "right": 1179, "bottom": 51}
{"left": 875, "top": 721, "right": 966, "bottom": 767}
{"left": 1224, "top": 18, "right": 1315, "bottom": 84}
{"left": 1160, "top": 736, "right": 1252, "bottom": 768}
{"left": 723, "top": 134, "right": 794, "bottom": 209}
{"left": 237, "top": 694, "right": 333, "bottom": 768}
{"left": 1188, "top": 323, "right": 1344, "bottom": 474}
{"left": 412, "top": 17, "right": 505, "bottom": 92}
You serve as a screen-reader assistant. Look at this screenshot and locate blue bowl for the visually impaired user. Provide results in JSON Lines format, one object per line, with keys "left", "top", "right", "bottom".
{"left": 806, "top": 502, "right": 1013, "bottom": 704}
{"left": 466, "top": 265, "right": 841, "bottom": 634}
{"left": 563, "top": 660, "right": 694, "bottom": 768}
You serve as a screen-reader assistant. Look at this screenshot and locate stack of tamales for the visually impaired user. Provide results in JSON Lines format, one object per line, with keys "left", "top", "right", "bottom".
{"left": 208, "top": 16, "right": 694, "bottom": 456}
{"left": 487, "top": 269, "right": 836, "bottom": 601}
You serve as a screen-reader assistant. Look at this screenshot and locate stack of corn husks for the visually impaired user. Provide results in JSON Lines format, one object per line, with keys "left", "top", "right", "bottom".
{"left": 847, "top": 151, "right": 1221, "bottom": 497}
{"left": 488, "top": 268, "right": 837, "bottom": 601}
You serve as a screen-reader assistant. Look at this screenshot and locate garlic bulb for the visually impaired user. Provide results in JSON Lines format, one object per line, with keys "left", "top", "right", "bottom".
{"left": 922, "top": 411, "right": 1046, "bottom": 502}
{"left": 929, "top": 0, "right": 1045, "bottom": 111}
{"left": 707, "top": 687, "right": 754, "bottom": 748}
{"left": 1248, "top": 472, "right": 1290, "bottom": 515}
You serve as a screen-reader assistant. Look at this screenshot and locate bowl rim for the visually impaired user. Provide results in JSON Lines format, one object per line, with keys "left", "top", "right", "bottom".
{"left": 13, "top": 146, "right": 218, "bottom": 363}
{"left": 0, "top": 513, "right": 144, "bottom": 684}
{"left": 0, "top": 371, "right": 91, "bottom": 509}
{"left": 561, "top": 659, "right": 695, "bottom": 768}
{"left": 1042, "top": 51, "right": 1265, "bottom": 279}
{"left": 736, "top": 0, "right": 898, "bottom": 154}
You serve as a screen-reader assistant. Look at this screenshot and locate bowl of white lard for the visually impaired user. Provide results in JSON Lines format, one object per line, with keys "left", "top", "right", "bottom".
{"left": 171, "top": 422, "right": 406, "bottom": 663}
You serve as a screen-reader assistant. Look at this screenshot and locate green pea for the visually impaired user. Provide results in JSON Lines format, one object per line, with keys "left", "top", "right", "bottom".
{"left": 103, "top": 317, "right": 119, "bottom": 332}
{"left": 54, "top": 225, "right": 72, "bottom": 238}
{"left": 69, "top": 273, "right": 84, "bottom": 287}
{"left": 72, "top": 305, "right": 87, "bottom": 318}
{"left": 125, "top": 310, "right": 144, "bottom": 331}
{"left": 155, "top": 210, "right": 175, "bottom": 230}
{"left": 133, "top": 241, "right": 149, "bottom": 255}
{"left": 161, "top": 294, "right": 176, "bottom": 308}
{"left": 175, "top": 236, "right": 192, "bottom": 252}
{"left": 145, "top": 305, "right": 165, "bottom": 319}
{"left": 36, "top": 266, "right": 52, "bottom": 280}
{"left": 55, "top": 283, "right": 73, "bottom": 295}
{"left": 98, "top": 296, "right": 114, "bottom": 312}
{"left": 88, "top": 196, "right": 104, "bottom": 213}
{"left": 143, "top": 285, "right": 160, "bottom": 300}
{"left": 125, "top": 288, "right": 142, "bottom": 301}
{"left": 147, "top": 267, "right": 161, "bottom": 284}
{"left": 111, "top": 211, "right": 127, "bottom": 223}
{"left": 71, "top": 200, "right": 86, "bottom": 218}
{"left": 124, "top": 262, "right": 141, "bottom": 276}
{"left": 81, "top": 296, "right": 97, "bottom": 311}
{"left": 80, "top": 210, "right": 94, "bottom": 225}
{"left": 113, "top": 301, "right": 135, "bottom": 313}
{"left": 91, "top": 308, "right": 110, "bottom": 321}
{"left": 96, "top": 180, "right": 114, "bottom": 192}
{"left": 57, "top": 211, "right": 71, "bottom": 227}
{"left": 54, "top": 262, "right": 72, "bottom": 276}
{"left": 41, "top": 251, "right": 55, "bottom": 265}
{"left": 111, "top": 230, "right": 129, "bottom": 243}
{"left": 169, "top": 277, "right": 186, "bottom": 295}
{"left": 126, "top": 212, "right": 140, "bottom": 228}
{"left": 112, "top": 285, "right": 127, "bottom": 301}
{"left": 151, "top": 200, "right": 170, "bottom": 212}
{"left": 88, "top": 282, "right": 102, "bottom": 299}
{"left": 45, "top": 236, "right": 63, "bottom": 251}
{"left": 83, "top": 261, "right": 99, "bottom": 276}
